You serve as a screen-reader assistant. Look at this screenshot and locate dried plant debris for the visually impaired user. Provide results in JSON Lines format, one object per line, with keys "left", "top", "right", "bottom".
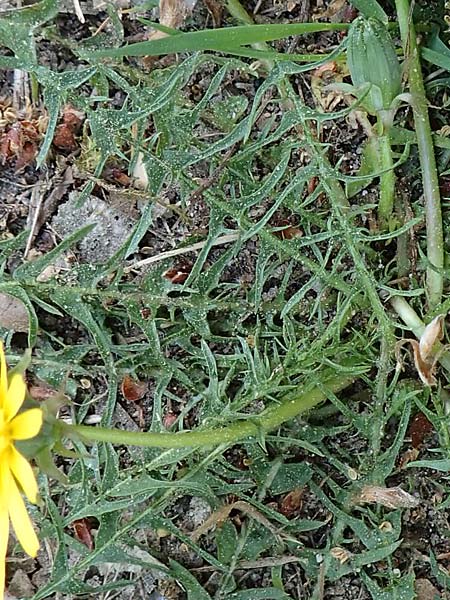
{"left": 353, "top": 485, "right": 419, "bottom": 510}
{"left": 396, "top": 315, "right": 446, "bottom": 386}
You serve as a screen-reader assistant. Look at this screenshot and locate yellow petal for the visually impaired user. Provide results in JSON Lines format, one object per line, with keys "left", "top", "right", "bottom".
{"left": 4, "top": 374, "right": 26, "bottom": 422}
{"left": 0, "top": 510, "right": 9, "bottom": 600}
{"left": 0, "top": 342, "right": 7, "bottom": 409}
{"left": 8, "top": 446, "right": 38, "bottom": 504}
{"left": 0, "top": 458, "right": 11, "bottom": 514}
{"left": 8, "top": 477, "right": 39, "bottom": 558}
{"left": 9, "top": 409, "right": 42, "bottom": 441}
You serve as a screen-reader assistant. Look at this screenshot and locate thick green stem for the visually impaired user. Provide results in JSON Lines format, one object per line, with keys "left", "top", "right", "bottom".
{"left": 395, "top": 0, "right": 444, "bottom": 307}
{"left": 378, "top": 133, "right": 395, "bottom": 228}
{"left": 64, "top": 373, "right": 355, "bottom": 448}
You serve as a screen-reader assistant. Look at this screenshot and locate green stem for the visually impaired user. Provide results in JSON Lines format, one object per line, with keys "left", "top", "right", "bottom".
{"left": 372, "top": 335, "right": 390, "bottom": 456}
{"left": 395, "top": 192, "right": 411, "bottom": 278}
{"left": 395, "top": 0, "right": 444, "bottom": 307}
{"left": 390, "top": 295, "right": 424, "bottom": 338}
{"left": 64, "top": 373, "right": 355, "bottom": 448}
{"left": 378, "top": 132, "right": 395, "bottom": 229}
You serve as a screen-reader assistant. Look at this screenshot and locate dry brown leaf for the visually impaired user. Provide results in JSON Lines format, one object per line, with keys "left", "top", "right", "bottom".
{"left": 279, "top": 488, "right": 304, "bottom": 517}
{"left": 398, "top": 447, "right": 419, "bottom": 470}
{"left": 163, "top": 263, "right": 192, "bottom": 284}
{"left": 28, "top": 380, "right": 61, "bottom": 402}
{"left": 120, "top": 375, "right": 148, "bottom": 402}
{"left": 311, "top": 61, "right": 348, "bottom": 112}
{"left": 53, "top": 105, "right": 84, "bottom": 152}
{"left": 410, "top": 339, "right": 437, "bottom": 386}
{"left": 0, "top": 292, "right": 29, "bottom": 332}
{"left": 131, "top": 152, "right": 148, "bottom": 190}
{"left": 53, "top": 124, "right": 78, "bottom": 152}
{"left": 191, "top": 501, "right": 278, "bottom": 542}
{"left": 203, "top": 0, "right": 222, "bottom": 26}
{"left": 7, "top": 568, "right": 35, "bottom": 598}
{"left": 191, "top": 500, "right": 299, "bottom": 544}
{"left": 72, "top": 518, "right": 94, "bottom": 551}
{"left": 378, "top": 521, "right": 393, "bottom": 533}
{"left": 420, "top": 314, "right": 444, "bottom": 360}
{"left": 330, "top": 547, "right": 351, "bottom": 564}
{"left": 0, "top": 119, "right": 44, "bottom": 170}
{"left": 313, "top": 0, "right": 347, "bottom": 20}
{"left": 163, "top": 411, "right": 177, "bottom": 428}
{"left": 148, "top": 0, "right": 196, "bottom": 41}
{"left": 353, "top": 485, "right": 419, "bottom": 509}
{"left": 396, "top": 315, "right": 447, "bottom": 387}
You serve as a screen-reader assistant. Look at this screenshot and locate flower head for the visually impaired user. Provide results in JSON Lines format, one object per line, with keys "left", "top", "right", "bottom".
{"left": 0, "top": 342, "right": 42, "bottom": 600}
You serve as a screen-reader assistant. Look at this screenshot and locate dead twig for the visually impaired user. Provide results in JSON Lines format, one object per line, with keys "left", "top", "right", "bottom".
{"left": 72, "top": 0, "right": 86, "bottom": 23}
{"left": 124, "top": 233, "right": 240, "bottom": 273}
{"left": 24, "top": 181, "right": 43, "bottom": 258}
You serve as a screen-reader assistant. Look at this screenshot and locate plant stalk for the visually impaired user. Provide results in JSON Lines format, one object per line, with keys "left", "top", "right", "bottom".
{"left": 395, "top": 0, "right": 444, "bottom": 307}
{"left": 378, "top": 132, "right": 395, "bottom": 228}
{"left": 64, "top": 373, "right": 355, "bottom": 449}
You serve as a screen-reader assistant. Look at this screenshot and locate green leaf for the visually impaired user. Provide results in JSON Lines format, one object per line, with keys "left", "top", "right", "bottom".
{"left": 0, "top": 0, "right": 58, "bottom": 26}
{"left": 45, "top": 495, "right": 69, "bottom": 581}
{"left": 351, "top": 540, "right": 403, "bottom": 568}
{"left": 86, "top": 23, "right": 347, "bottom": 58}
{"left": 102, "top": 199, "right": 155, "bottom": 272}
{"left": 0, "top": 283, "right": 38, "bottom": 346}
{"left": 51, "top": 288, "right": 112, "bottom": 366}
{"left": 170, "top": 560, "right": 213, "bottom": 600}
{"left": 407, "top": 458, "right": 450, "bottom": 471}
{"left": 216, "top": 521, "right": 238, "bottom": 564}
{"left": 228, "top": 590, "right": 293, "bottom": 599}
{"left": 346, "top": 136, "right": 381, "bottom": 198}
{"left": 35, "top": 67, "right": 96, "bottom": 166}
{"left": 422, "top": 33, "right": 450, "bottom": 71}
{"left": 108, "top": 474, "right": 215, "bottom": 501}
{"left": 37, "top": 88, "right": 61, "bottom": 167}
{"left": 347, "top": 17, "right": 401, "bottom": 113}
{"left": 101, "top": 444, "right": 120, "bottom": 493}
{"left": 361, "top": 571, "right": 416, "bottom": 600}
{"left": 13, "top": 224, "right": 96, "bottom": 280}
{"left": 0, "top": 0, "right": 58, "bottom": 62}
{"left": 430, "top": 551, "right": 450, "bottom": 589}
{"left": 390, "top": 125, "right": 450, "bottom": 150}
{"left": 376, "top": 396, "right": 411, "bottom": 480}
{"left": 87, "top": 106, "right": 147, "bottom": 155}
{"left": 348, "top": 0, "right": 388, "bottom": 22}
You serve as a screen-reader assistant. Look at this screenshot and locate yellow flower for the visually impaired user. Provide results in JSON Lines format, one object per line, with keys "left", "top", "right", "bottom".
{"left": 0, "top": 342, "right": 42, "bottom": 600}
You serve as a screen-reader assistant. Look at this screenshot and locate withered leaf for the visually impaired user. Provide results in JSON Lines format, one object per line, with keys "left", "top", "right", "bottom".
{"left": 120, "top": 374, "right": 148, "bottom": 402}
{"left": 410, "top": 339, "right": 437, "bottom": 387}
{"left": 330, "top": 547, "right": 351, "bottom": 564}
{"left": 279, "top": 488, "right": 304, "bottom": 517}
{"left": 419, "top": 315, "right": 444, "bottom": 361}
{"left": 353, "top": 485, "right": 419, "bottom": 509}
{"left": 72, "top": 519, "right": 94, "bottom": 550}
{"left": 148, "top": 0, "right": 196, "bottom": 40}
{"left": 396, "top": 313, "right": 447, "bottom": 387}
